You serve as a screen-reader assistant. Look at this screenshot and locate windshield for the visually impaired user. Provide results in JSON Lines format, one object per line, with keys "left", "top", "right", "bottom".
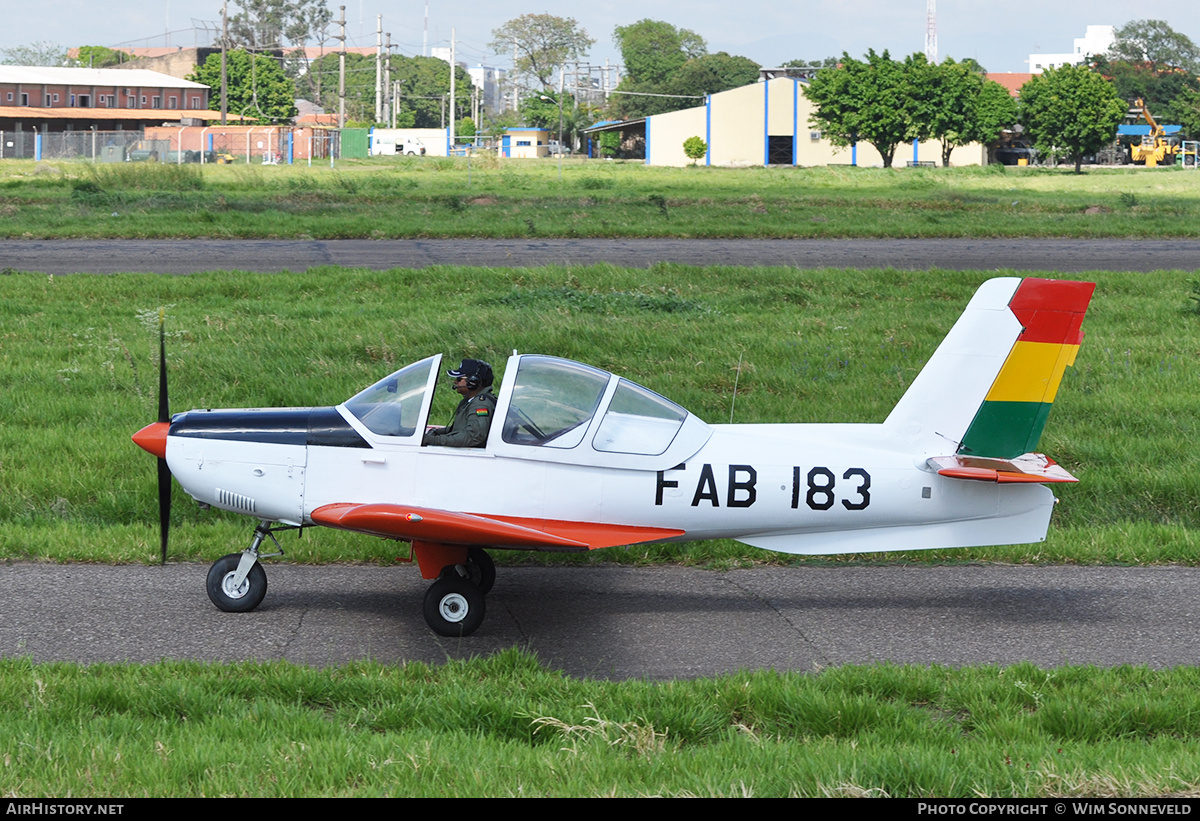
{"left": 344, "top": 357, "right": 435, "bottom": 438}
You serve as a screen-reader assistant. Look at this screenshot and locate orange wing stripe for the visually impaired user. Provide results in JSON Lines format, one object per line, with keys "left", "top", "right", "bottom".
{"left": 311, "top": 503, "right": 684, "bottom": 550}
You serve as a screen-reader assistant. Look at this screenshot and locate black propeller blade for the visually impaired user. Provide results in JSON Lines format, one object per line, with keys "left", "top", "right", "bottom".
{"left": 156, "top": 311, "right": 171, "bottom": 564}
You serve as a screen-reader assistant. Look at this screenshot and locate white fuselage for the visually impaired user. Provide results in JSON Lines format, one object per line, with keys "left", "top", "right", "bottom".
{"left": 166, "top": 412, "right": 1053, "bottom": 557}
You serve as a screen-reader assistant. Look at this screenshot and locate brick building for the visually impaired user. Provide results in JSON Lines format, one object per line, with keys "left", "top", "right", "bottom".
{"left": 0, "top": 66, "right": 213, "bottom": 133}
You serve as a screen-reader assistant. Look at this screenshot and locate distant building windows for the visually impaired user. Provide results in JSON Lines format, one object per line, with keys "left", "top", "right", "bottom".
{"left": 152, "top": 95, "right": 161, "bottom": 108}
{"left": 168, "top": 96, "right": 177, "bottom": 109}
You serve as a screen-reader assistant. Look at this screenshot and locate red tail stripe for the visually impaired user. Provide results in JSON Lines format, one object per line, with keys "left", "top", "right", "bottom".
{"left": 1008, "top": 279, "right": 1095, "bottom": 345}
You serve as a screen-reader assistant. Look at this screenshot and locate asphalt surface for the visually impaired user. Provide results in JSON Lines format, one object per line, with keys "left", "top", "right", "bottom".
{"left": 3, "top": 237, "right": 1200, "bottom": 274}
{"left": 3, "top": 563, "right": 1199, "bottom": 678}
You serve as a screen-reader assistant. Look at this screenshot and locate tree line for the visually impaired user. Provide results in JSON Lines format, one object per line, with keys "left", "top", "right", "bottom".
{"left": 805, "top": 20, "right": 1199, "bottom": 172}
{"left": 5, "top": 8, "right": 1198, "bottom": 156}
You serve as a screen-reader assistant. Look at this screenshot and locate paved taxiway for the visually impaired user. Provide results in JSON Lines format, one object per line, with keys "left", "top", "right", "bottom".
{"left": 3, "top": 564, "right": 1198, "bottom": 678}
{"left": 3, "top": 237, "right": 1200, "bottom": 274}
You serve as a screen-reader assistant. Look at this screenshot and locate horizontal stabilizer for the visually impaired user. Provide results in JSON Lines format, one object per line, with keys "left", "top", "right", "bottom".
{"left": 311, "top": 502, "right": 684, "bottom": 550}
{"left": 927, "top": 453, "right": 1078, "bottom": 484}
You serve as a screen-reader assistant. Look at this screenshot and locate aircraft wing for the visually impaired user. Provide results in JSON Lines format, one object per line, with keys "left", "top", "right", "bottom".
{"left": 927, "top": 453, "right": 1078, "bottom": 484}
{"left": 310, "top": 502, "right": 685, "bottom": 550}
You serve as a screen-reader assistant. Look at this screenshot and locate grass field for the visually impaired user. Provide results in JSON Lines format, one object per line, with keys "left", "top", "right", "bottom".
{"left": 2, "top": 157, "right": 1200, "bottom": 239}
{"left": 4, "top": 652, "right": 1200, "bottom": 797}
{"left": 1, "top": 266, "right": 1195, "bottom": 565}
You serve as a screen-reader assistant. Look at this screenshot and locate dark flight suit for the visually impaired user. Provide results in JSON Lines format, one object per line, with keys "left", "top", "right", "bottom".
{"left": 422, "top": 388, "right": 496, "bottom": 448}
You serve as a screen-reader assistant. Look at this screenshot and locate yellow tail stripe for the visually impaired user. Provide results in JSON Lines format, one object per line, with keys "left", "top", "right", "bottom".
{"left": 985, "top": 341, "right": 1080, "bottom": 404}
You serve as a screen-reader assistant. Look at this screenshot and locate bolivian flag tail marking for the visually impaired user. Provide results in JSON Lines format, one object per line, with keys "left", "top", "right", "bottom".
{"left": 958, "top": 279, "right": 1095, "bottom": 460}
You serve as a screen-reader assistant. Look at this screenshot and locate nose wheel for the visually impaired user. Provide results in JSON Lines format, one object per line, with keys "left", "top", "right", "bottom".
{"left": 205, "top": 521, "right": 287, "bottom": 614}
{"left": 206, "top": 553, "right": 268, "bottom": 612}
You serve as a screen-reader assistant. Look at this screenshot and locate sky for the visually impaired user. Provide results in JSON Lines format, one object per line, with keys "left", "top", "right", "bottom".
{"left": 2, "top": 0, "right": 1197, "bottom": 76}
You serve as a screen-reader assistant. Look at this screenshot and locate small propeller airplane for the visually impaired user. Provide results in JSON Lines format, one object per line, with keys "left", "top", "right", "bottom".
{"left": 133, "top": 276, "right": 1094, "bottom": 636}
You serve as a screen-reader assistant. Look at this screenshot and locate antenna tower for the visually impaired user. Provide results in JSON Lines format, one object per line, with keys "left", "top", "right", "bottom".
{"left": 925, "top": 0, "right": 938, "bottom": 63}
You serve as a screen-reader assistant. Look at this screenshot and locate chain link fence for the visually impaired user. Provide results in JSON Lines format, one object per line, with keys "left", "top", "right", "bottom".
{"left": 0, "top": 128, "right": 342, "bottom": 164}
{"left": 0, "top": 130, "right": 143, "bottom": 161}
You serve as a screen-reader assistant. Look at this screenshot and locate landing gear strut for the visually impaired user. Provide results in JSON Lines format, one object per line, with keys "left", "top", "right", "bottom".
{"left": 206, "top": 520, "right": 289, "bottom": 613}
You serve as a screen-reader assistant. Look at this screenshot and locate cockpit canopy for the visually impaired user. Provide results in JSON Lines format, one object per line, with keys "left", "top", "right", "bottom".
{"left": 340, "top": 353, "right": 711, "bottom": 470}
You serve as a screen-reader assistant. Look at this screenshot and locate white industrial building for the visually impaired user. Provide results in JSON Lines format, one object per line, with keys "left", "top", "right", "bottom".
{"left": 610, "top": 77, "right": 984, "bottom": 168}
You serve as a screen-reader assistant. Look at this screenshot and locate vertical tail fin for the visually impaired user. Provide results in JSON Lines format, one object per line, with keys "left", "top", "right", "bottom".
{"left": 885, "top": 277, "right": 1094, "bottom": 459}
{"left": 957, "top": 278, "right": 1094, "bottom": 459}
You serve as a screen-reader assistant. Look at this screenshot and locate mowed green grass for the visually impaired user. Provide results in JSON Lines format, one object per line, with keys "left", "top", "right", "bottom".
{"left": 2, "top": 156, "right": 1200, "bottom": 238}
{"left": 0, "top": 265, "right": 1195, "bottom": 565}
{"left": 4, "top": 651, "right": 1200, "bottom": 797}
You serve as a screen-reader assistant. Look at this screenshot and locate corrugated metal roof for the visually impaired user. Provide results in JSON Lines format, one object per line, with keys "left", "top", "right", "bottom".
{"left": 0, "top": 106, "right": 232, "bottom": 121}
{"left": 0, "top": 66, "right": 207, "bottom": 89}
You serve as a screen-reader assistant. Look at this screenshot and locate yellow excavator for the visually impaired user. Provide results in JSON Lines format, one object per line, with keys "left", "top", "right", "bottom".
{"left": 1127, "top": 98, "right": 1179, "bottom": 167}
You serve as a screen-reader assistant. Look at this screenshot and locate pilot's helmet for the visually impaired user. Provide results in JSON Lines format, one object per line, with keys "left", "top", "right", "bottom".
{"left": 447, "top": 358, "right": 494, "bottom": 389}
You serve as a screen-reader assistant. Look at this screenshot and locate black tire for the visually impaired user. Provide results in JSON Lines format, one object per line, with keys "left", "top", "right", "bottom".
{"left": 206, "top": 553, "right": 268, "bottom": 613}
{"left": 423, "top": 575, "right": 485, "bottom": 637}
{"left": 465, "top": 547, "right": 496, "bottom": 595}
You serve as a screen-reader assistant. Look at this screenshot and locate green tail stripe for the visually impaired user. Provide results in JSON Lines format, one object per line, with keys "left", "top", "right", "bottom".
{"left": 958, "top": 401, "right": 1053, "bottom": 459}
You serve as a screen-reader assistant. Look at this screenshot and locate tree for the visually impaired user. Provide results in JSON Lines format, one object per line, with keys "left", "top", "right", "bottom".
{"left": 1175, "top": 87, "right": 1200, "bottom": 138}
{"left": 75, "top": 45, "right": 135, "bottom": 68}
{"left": 922, "top": 58, "right": 1017, "bottom": 166}
{"left": 683, "top": 136, "right": 706, "bottom": 165}
{"left": 0, "top": 41, "right": 68, "bottom": 66}
{"left": 1109, "top": 19, "right": 1200, "bottom": 73}
{"left": 1092, "top": 55, "right": 1200, "bottom": 125}
{"left": 614, "top": 19, "right": 706, "bottom": 87}
{"left": 227, "top": 0, "right": 333, "bottom": 83}
{"left": 306, "top": 53, "right": 472, "bottom": 128}
{"left": 189, "top": 50, "right": 297, "bottom": 123}
{"left": 667, "top": 52, "right": 760, "bottom": 99}
{"left": 489, "top": 14, "right": 593, "bottom": 90}
{"left": 782, "top": 57, "right": 840, "bottom": 69}
{"left": 803, "top": 50, "right": 916, "bottom": 168}
{"left": 609, "top": 21, "right": 759, "bottom": 119}
{"left": 1019, "top": 65, "right": 1126, "bottom": 173}
{"left": 307, "top": 52, "right": 375, "bottom": 122}
{"left": 227, "top": 0, "right": 332, "bottom": 51}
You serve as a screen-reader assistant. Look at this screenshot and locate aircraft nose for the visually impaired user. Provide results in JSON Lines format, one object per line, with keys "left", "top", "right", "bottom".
{"left": 132, "top": 422, "right": 169, "bottom": 459}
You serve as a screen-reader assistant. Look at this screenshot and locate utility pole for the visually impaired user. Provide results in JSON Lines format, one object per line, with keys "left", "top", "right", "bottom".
{"left": 384, "top": 32, "right": 392, "bottom": 127}
{"left": 220, "top": 0, "right": 227, "bottom": 125}
{"left": 449, "top": 29, "right": 456, "bottom": 149}
{"left": 375, "top": 15, "right": 382, "bottom": 123}
{"left": 337, "top": 5, "right": 346, "bottom": 128}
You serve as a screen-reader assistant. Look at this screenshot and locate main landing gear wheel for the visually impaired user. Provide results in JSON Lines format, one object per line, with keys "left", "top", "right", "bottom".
{"left": 465, "top": 547, "right": 495, "bottom": 595}
{"left": 206, "top": 553, "right": 268, "bottom": 613}
{"left": 423, "top": 575, "right": 485, "bottom": 637}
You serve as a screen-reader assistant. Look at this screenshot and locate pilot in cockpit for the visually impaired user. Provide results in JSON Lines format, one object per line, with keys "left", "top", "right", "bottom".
{"left": 422, "top": 358, "right": 497, "bottom": 448}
